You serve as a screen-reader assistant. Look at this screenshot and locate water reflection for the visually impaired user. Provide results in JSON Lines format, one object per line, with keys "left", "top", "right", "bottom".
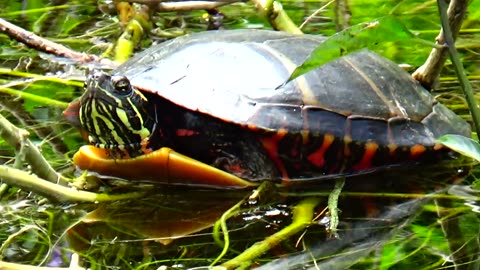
{"left": 63, "top": 160, "right": 476, "bottom": 269}
{"left": 450, "top": 185, "right": 480, "bottom": 213}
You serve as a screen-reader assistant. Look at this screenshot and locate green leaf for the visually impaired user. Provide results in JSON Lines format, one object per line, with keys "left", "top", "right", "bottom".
{"left": 436, "top": 134, "right": 480, "bottom": 162}
{"left": 288, "top": 16, "right": 416, "bottom": 81}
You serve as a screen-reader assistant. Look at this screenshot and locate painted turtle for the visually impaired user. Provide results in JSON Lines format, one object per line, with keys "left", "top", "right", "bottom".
{"left": 65, "top": 30, "right": 471, "bottom": 187}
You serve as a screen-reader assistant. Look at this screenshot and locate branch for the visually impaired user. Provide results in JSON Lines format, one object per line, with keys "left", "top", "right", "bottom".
{"left": 0, "top": 113, "right": 69, "bottom": 185}
{"left": 0, "top": 18, "right": 116, "bottom": 68}
{"left": 155, "top": 0, "right": 240, "bottom": 11}
{"left": 0, "top": 165, "right": 145, "bottom": 203}
{"left": 250, "top": 0, "right": 302, "bottom": 34}
{"left": 412, "top": 0, "right": 468, "bottom": 89}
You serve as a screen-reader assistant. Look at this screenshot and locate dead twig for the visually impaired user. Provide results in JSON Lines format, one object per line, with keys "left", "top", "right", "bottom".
{"left": 117, "top": 0, "right": 241, "bottom": 12}
{"left": 412, "top": 0, "right": 468, "bottom": 89}
{"left": 156, "top": 0, "right": 241, "bottom": 11}
{"left": 299, "top": 0, "right": 335, "bottom": 30}
{"left": 0, "top": 18, "right": 116, "bottom": 68}
{"left": 0, "top": 164, "right": 146, "bottom": 203}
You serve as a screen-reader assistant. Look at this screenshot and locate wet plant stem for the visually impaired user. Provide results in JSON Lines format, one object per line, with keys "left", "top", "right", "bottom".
{"left": 328, "top": 177, "right": 345, "bottom": 237}
{"left": 437, "top": 0, "right": 480, "bottom": 138}
{"left": 0, "top": 113, "right": 69, "bottom": 185}
{"left": 211, "top": 181, "right": 271, "bottom": 266}
{"left": 0, "top": 18, "right": 116, "bottom": 67}
{"left": 0, "top": 165, "right": 145, "bottom": 202}
{"left": 221, "top": 197, "right": 321, "bottom": 269}
{"left": 211, "top": 196, "right": 245, "bottom": 266}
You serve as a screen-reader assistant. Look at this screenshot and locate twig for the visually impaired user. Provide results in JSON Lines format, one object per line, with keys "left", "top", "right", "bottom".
{"left": 210, "top": 196, "right": 245, "bottom": 266}
{"left": 412, "top": 0, "right": 468, "bottom": 89}
{"left": 118, "top": 0, "right": 240, "bottom": 11}
{"left": 0, "top": 165, "right": 145, "bottom": 203}
{"left": 250, "top": 0, "right": 302, "bottom": 34}
{"left": 221, "top": 197, "right": 321, "bottom": 269}
{"left": 299, "top": 0, "right": 335, "bottom": 30}
{"left": 155, "top": 0, "right": 240, "bottom": 11}
{"left": 211, "top": 181, "right": 271, "bottom": 266}
{"left": 0, "top": 113, "right": 70, "bottom": 185}
{"left": 0, "top": 18, "right": 116, "bottom": 68}
{"left": 436, "top": 0, "right": 480, "bottom": 138}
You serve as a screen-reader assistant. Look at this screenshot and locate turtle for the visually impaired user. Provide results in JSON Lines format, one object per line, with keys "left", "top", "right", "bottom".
{"left": 64, "top": 29, "right": 471, "bottom": 188}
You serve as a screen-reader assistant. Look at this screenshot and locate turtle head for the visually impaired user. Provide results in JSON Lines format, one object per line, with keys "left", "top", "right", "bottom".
{"left": 66, "top": 70, "right": 156, "bottom": 157}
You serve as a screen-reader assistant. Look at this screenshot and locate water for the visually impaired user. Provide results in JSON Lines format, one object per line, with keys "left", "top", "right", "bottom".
{"left": 0, "top": 0, "right": 479, "bottom": 269}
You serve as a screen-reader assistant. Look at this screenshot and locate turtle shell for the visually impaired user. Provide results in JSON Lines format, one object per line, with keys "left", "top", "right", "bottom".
{"left": 71, "top": 30, "right": 471, "bottom": 183}
{"left": 115, "top": 30, "right": 468, "bottom": 137}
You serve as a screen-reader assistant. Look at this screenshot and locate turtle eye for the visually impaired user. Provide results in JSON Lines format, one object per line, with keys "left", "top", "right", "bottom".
{"left": 111, "top": 76, "right": 132, "bottom": 95}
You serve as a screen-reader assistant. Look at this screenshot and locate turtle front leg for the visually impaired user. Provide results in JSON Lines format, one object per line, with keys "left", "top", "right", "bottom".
{"left": 72, "top": 145, "right": 255, "bottom": 188}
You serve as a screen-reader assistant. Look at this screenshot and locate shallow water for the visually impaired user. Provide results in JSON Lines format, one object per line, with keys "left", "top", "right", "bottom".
{"left": 0, "top": 0, "right": 479, "bottom": 269}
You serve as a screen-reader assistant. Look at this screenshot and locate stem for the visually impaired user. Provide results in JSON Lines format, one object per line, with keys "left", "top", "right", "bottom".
{"left": 437, "top": 0, "right": 480, "bottom": 138}
{"left": 412, "top": 0, "right": 468, "bottom": 89}
{"left": 210, "top": 198, "right": 245, "bottom": 266}
{"left": 250, "top": 0, "right": 302, "bottom": 34}
{"left": 0, "top": 113, "right": 69, "bottom": 185}
{"left": 0, "top": 18, "right": 116, "bottom": 67}
{"left": 0, "top": 165, "right": 145, "bottom": 203}
{"left": 328, "top": 177, "right": 345, "bottom": 237}
{"left": 221, "top": 197, "right": 321, "bottom": 269}
{"left": 211, "top": 181, "right": 271, "bottom": 266}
